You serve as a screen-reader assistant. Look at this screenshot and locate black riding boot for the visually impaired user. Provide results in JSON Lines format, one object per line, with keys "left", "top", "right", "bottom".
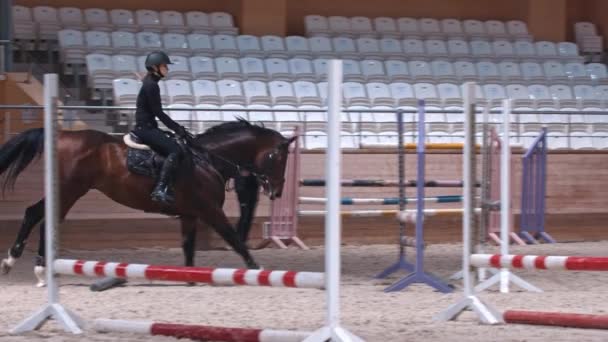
{"left": 151, "top": 153, "right": 180, "bottom": 205}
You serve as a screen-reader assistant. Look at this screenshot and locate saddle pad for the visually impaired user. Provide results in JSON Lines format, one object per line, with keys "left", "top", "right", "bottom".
{"left": 126, "top": 148, "right": 165, "bottom": 179}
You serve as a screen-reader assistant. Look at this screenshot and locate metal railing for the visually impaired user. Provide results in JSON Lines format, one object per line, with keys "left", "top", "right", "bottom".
{"left": 1, "top": 104, "right": 607, "bottom": 149}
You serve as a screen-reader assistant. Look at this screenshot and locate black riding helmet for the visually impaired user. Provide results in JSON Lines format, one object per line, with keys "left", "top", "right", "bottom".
{"left": 145, "top": 51, "right": 173, "bottom": 71}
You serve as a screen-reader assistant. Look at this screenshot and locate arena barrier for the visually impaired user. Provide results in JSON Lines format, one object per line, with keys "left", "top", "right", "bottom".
{"left": 93, "top": 319, "right": 311, "bottom": 342}
{"left": 11, "top": 64, "right": 364, "bottom": 341}
{"left": 503, "top": 310, "right": 608, "bottom": 330}
{"left": 54, "top": 259, "right": 325, "bottom": 289}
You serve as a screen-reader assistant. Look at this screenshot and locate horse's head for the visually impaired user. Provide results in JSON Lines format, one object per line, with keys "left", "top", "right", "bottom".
{"left": 254, "top": 134, "right": 297, "bottom": 200}
{"left": 194, "top": 119, "right": 298, "bottom": 200}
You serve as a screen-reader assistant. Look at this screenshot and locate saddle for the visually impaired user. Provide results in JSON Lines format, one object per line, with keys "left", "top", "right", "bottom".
{"left": 123, "top": 132, "right": 166, "bottom": 179}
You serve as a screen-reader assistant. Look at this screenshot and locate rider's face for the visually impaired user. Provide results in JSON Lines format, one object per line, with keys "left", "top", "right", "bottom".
{"left": 158, "top": 64, "right": 168, "bottom": 77}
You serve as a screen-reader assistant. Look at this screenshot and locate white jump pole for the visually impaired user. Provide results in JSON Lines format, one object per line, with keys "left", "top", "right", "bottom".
{"left": 433, "top": 82, "right": 503, "bottom": 325}
{"left": 474, "top": 99, "right": 542, "bottom": 294}
{"left": 303, "top": 60, "right": 364, "bottom": 342}
{"left": 10, "top": 74, "right": 84, "bottom": 334}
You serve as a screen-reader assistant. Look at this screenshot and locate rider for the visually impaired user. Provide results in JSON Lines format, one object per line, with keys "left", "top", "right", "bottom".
{"left": 133, "top": 51, "right": 188, "bottom": 206}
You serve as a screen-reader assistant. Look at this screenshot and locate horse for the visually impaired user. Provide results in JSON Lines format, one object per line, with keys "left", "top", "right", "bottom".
{"left": 0, "top": 119, "right": 296, "bottom": 286}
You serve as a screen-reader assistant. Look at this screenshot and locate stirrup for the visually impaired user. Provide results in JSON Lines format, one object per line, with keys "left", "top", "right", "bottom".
{"left": 151, "top": 187, "right": 175, "bottom": 205}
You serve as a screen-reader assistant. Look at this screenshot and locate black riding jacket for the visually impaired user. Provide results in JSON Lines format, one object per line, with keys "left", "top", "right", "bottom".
{"left": 135, "top": 73, "right": 181, "bottom": 132}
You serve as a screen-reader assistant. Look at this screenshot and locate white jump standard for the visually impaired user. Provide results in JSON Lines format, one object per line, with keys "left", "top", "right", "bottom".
{"left": 9, "top": 74, "right": 85, "bottom": 335}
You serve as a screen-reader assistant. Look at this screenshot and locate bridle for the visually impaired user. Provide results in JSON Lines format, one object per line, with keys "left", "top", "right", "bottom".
{"left": 181, "top": 135, "right": 285, "bottom": 197}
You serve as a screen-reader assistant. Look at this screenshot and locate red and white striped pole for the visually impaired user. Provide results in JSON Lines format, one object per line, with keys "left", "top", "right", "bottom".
{"left": 471, "top": 254, "right": 608, "bottom": 271}
{"left": 93, "top": 319, "right": 311, "bottom": 342}
{"left": 54, "top": 259, "right": 325, "bottom": 289}
{"left": 504, "top": 310, "right": 608, "bottom": 330}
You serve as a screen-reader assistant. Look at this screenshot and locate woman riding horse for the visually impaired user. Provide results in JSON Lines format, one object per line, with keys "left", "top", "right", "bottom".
{"left": 134, "top": 51, "right": 189, "bottom": 205}
{"left": 0, "top": 118, "right": 296, "bottom": 286}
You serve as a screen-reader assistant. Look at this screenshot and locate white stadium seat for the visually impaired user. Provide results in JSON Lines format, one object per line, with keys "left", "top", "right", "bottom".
{"left": 186, "top": 11, "right": 212, "bottom": 34}
{"left": 305, "top": 15, "right": 330, "bottom": 37}
{"left": 161, "top": 10, "right": 188, "bottom": 34}
{"left": 210, "top": 12, "right": 238, "bottom": 35}
{"left": 135, "top": 9, "right": 163, "bottom": 33}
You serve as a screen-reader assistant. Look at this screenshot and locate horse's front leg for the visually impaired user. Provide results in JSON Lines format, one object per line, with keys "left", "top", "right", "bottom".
{"left": 198, "top": 205, "right": 259, "bottom": 269}
{"left": 234, "top": 173, "right": 259, "bottom": 244}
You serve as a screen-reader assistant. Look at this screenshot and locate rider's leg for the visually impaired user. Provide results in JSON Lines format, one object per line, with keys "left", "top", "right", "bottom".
{"left": 134, "top": 128, "right": 182, "bottom": 205}
{"left": 151, "top": 152, "right": 180, "bottom": 205}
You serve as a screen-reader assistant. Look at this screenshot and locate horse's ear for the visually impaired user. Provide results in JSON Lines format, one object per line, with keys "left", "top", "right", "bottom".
{"left": 284, "top": 136, "right": 298, "bottom": 146}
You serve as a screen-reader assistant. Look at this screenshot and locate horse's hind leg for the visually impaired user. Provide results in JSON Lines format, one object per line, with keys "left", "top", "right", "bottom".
{"left": 1, "top": 199, "right": 45, "bottom": 275}
{"left": 199, "top": 206, "right": 259, "bottom": 269}
{"left": 33, "top": 219, "right": 46, "bottom": 287}
{"left": 34, "top": 184, "right": 88, "bottom": 287}
{"left": 181, "top": 217, "right": 197, "bottom": 267}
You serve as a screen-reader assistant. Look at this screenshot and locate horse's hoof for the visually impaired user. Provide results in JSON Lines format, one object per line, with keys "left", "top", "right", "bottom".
{"left": 1, "top": 260, "right": 12, "bottom": 275}
{"left": 34, "top": 266, "right": 45, "bottom": 287}
{"left": 1, "top": 256, "right": 16, "bottom": 275}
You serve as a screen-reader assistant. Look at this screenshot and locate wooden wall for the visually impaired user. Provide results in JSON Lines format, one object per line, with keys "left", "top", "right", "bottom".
{"left": 285, "top": 0, "right": 528, "bottom": 35}
{"left": 0, "top": 74, "right": 44, "bottom": 143}
{"left": 14, "top": 0, "right": 606, "bottom": 41}
{"left": 581, "top": 0, "right": 608, "bottom": 46}
{"left": 1, "top": 149, "right": 606, "bottom": 251}
{"left": 14, "top": 0, "right": 242, "bottom": 14}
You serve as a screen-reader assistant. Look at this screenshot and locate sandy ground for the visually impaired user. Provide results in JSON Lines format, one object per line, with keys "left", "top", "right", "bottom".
{"left": 1, "top": 241, "right": 608, "bottom": 342}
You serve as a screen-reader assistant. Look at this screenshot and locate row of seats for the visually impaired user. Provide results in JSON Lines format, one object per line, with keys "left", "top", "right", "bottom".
{"left": 86, "top": 54, "right": 608, "bottom": 87}
{"left": 59, "top": 30, "right": 584, "bottom": 62}
{"left": 111, "top": 78, "right": 608, "bottom": 114}
{"left": 137, "top": 104, "right": 607, "bottom": 150}
{"left": 128, "top": 99, "right": 607, "bottom": 134}
{"left": 304, "top": 15, "right": 534, "bottom": 42}
{"left": 12, "top": 5, "right": 238, "bottom": 48}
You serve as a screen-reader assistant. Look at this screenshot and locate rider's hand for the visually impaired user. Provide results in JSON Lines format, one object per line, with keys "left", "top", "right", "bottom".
{"left": 176, "top": 125, "right": 187, "bottom": 138}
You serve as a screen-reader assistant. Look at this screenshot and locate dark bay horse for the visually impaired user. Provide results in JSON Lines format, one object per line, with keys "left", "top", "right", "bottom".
{"left": 0, "top": 119, "right": 296, "bottom": 286}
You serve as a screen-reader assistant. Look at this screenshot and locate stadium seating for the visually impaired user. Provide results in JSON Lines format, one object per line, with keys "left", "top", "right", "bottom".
{"left": 12, "top": 5, "right": 608, "bottom": 150}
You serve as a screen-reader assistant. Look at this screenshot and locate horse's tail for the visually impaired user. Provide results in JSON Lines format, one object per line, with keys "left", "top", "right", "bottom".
{"left": 0, "top": 128, "right": 44, "bottom": 194}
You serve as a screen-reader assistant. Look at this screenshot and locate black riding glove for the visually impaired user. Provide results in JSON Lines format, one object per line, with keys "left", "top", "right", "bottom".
{"left": 175, "top": 126, "right": 187, "bottom": 138}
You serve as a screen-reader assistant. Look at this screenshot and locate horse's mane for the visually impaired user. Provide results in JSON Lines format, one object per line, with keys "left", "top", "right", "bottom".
{"left": 196, "top": 117, "right": 275, "bottom": 139}
{"left": 186, "top": 117, "right": 280, "bottom": 181}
